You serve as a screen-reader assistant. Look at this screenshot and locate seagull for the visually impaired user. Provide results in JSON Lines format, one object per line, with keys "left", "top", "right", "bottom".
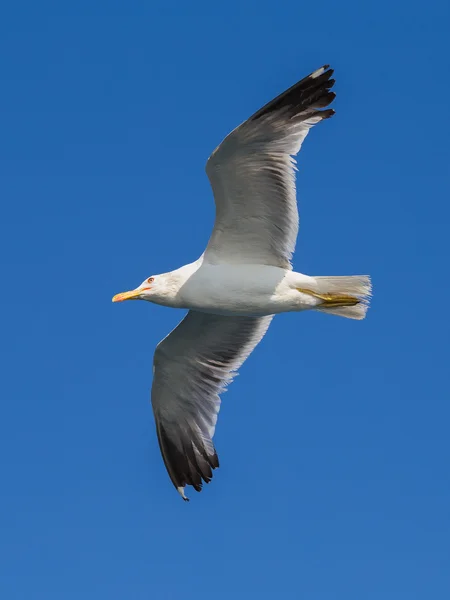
{"left": 112, "top": 65, "right": 371, "bottom": 501}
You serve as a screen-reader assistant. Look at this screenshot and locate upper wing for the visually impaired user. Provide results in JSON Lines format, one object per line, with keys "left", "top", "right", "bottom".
{"left": 151, "top": 311, "right": 273, "bottom": 500}
{"left": 204, "top": 65, "right": 336, "bottom": 269}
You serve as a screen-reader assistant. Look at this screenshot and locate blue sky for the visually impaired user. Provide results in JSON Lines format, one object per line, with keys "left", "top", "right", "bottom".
{"left": 1, "top": 1, "right": 449, "bottom": 598}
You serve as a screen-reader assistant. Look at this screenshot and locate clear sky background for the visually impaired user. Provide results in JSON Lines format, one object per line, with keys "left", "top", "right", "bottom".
{"left": 1, "top": 1, "right": 449, "bottom": 599}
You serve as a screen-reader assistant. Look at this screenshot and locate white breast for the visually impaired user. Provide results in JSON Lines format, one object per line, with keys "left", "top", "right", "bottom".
{"left": 177, "top": 264, "right": 316, "bottom": 316}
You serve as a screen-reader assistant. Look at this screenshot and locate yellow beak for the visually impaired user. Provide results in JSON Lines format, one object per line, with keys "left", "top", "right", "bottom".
{"left": 112, "top": 289, "right": 141, "bottom": 303}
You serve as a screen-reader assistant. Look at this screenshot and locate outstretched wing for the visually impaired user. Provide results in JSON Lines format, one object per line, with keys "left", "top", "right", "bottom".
{"left": 205, "top": 65, "right": 335, "bottom": 269}
{"left": 151, "top": 311, "right": 273, "bottom": 500}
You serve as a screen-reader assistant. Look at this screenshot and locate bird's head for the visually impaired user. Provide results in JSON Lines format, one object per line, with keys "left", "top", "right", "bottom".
{"left": 112, "top": 274, "right": 174, "bottom": 304}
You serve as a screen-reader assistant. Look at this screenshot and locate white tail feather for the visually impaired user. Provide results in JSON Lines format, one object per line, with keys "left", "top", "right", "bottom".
{"left": 314, "top": 275, "right": 372, "bottom": 320}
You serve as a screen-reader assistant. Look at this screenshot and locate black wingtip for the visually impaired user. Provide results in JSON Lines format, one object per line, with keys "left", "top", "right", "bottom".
{"left": 155, "top": 417, "right": 220, "bottom": 500}
{"left": 321, "top": 108, "right": 335, "bottom": 119}
{"left": 249, "top": 64, "right": 336, "bottom": 122}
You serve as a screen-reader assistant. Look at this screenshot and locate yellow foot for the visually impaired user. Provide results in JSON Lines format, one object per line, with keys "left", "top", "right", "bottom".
{"left": 296, "top": 288, "right": 360, "bottom": 308}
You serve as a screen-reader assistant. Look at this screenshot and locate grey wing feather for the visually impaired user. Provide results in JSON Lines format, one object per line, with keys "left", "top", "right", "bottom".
{"left": 151, "top": 311, "right": 273, "bottom": 499}
{"left": 205, "top": 65, "right": 335, "bottom": 268}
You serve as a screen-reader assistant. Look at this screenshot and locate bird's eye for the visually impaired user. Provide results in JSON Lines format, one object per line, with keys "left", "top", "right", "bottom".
{"left": 147, "top": 277, "right": 154, "bottom": 284}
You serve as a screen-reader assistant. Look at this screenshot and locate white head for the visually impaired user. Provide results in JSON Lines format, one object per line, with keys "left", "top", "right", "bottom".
{"left": 112, "top": 273, "right": 179, "bottom": 305}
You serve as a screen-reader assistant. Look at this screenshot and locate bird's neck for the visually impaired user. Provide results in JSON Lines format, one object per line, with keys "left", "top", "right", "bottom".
{"left": 154, "top": 259, "right": 202, "bottom": 308}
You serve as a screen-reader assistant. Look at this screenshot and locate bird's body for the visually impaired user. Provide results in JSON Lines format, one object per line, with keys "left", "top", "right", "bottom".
{"left": 113, "top": 65, "right": 372, "bottom": 500}
{"left": 146, "top": 259, "right": 320, "bottom": 316}
{"left": 181, "top": 263, "right": 318, "bottom": 316}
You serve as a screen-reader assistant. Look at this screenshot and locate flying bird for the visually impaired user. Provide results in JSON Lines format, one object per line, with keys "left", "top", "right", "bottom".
{"left": 112, "top": 65, "right": 371, "bottom": 501}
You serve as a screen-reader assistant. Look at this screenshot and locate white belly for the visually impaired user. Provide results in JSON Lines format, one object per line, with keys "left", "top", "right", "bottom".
{"left": 177, "top": 263, "right": 319, "bottom": 316}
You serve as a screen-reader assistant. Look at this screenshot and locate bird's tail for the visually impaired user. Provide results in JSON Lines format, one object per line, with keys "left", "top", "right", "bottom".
{"left": 311, "top": 275, "right": 372, "bottom": 320}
